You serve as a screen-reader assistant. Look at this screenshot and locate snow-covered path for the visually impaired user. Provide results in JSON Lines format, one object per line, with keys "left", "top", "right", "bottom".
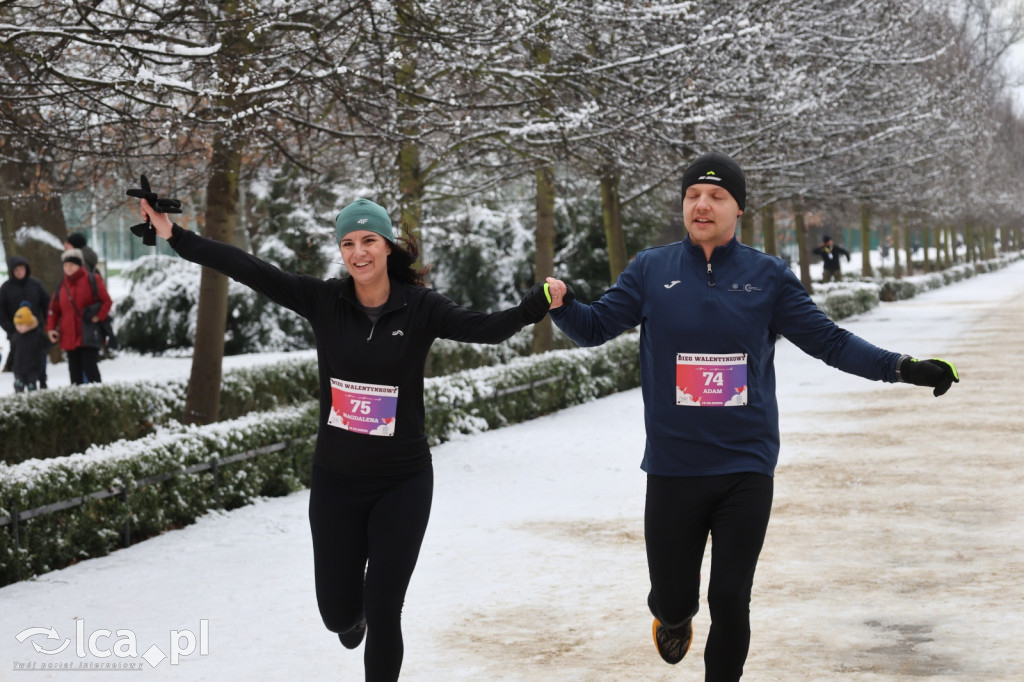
{"left": 1, "top": 260, "right": 1022, "bottom": 681}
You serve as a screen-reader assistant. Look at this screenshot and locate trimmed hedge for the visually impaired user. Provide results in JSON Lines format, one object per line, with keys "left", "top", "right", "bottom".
{"left": 1, "top": 252, "right": 1019, "bottom": 585}
{"left": 0, "top": 332, "right": 641, "bottom": 586}
{"left": 0, "top": 404, "right": 318, "bottom": 586}
{"left": 811, "top": 255, "right": 1021, "bottom": 319}
{"left": 424, "top": 331, "right": 640, "bottom": 443}
{"left": 0, "top": 329, "right": 560, "bottom": 465}
{"left": 0, "top": 358, "right": 319, "bottom": 465}
{"left": 3, "top": 254, "right": 1018, "bottom": 466}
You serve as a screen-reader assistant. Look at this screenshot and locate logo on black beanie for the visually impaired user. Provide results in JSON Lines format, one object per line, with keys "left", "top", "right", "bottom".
{"left": 681, "top": 152, "right": 746, "bottom": 210}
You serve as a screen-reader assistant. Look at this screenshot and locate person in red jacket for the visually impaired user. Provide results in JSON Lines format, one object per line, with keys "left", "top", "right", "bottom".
{"left": 46, "top": 249, "right": 113, "bottom": 384}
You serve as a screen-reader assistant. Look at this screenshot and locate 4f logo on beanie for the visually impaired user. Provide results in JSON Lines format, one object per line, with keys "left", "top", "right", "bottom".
{"left": 358, "top": 218, "right": 368, "bottom": 224}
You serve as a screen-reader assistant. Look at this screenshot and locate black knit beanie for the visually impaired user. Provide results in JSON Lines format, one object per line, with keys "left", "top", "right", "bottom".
{"left": 66, "top": 232, "right": 87, "bottom": 248}
{"left": 680, "top": 152, "right": 746, "bottom": 211}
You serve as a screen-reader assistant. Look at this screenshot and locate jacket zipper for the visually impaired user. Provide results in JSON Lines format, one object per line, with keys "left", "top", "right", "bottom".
{"left": 366, "top": 303, "right": 406, "bottom": 342}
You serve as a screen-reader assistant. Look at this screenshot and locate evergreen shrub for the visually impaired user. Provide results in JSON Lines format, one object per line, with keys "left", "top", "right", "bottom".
{"left": 114, "top": 256, "right": 316, "bottom": 355}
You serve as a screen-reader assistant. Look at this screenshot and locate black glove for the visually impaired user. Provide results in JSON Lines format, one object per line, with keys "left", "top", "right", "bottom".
{"left": 519, "top": 282, "right": 551, "bottom": 324}
{"left": 126, "top": 174, "right": 182, "bottom": 246}
{"left": 559, "top": 282, "right": 576, "bottom": 305}
{"left": 898, "top": 356, "right": 959, "bottom": 397}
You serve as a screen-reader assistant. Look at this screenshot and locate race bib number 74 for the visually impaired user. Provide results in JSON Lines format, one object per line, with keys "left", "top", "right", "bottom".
{"left": 328, "top": 378, "right": 398, "bottom": 436}
{"left": 676, "top": 353, "right": 748, "bottom": 407}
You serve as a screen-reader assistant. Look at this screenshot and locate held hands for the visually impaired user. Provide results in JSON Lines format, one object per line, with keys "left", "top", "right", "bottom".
{"left": 519, "top": 279, "right": 577, "bottom": 323}
{"left": 544, "top": 277, "right": 575, "bottom": 310}
{"left": 899, "top": 357, "right": 959, "bottom": 397}
{"left": 126, "top": 175, "right": 181, "bottom": 244}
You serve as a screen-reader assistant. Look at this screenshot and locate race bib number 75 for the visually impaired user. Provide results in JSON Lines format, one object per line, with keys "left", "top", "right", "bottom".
{"left": 676, "top": 353, "right": 748, "bottom": 407}
{"left": 327, "top": 378, "right": 398, "bottom": 436}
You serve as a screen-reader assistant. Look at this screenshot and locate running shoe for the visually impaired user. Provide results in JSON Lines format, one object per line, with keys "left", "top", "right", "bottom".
{"left": 338, "top": 615, "right": 366, "bottom": 649}
{"left": 652, "top": 617, "right": 693, "bottom": 665}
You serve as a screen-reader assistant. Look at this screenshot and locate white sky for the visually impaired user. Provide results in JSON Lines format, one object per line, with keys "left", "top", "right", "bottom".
{"left": 0, "top": 258, "right": 1022, "bottom": 680}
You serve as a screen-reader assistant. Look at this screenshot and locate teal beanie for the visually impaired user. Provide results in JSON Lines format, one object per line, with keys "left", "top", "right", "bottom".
{"left": 334, "top": 199, "right": 396, "bottom": 243}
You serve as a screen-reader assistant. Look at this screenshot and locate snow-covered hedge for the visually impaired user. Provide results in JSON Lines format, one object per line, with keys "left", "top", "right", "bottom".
{"left": 426, "top": 326, "right": 575, "bottom": 376}
{"left": 0, "top": 333, "right": 641, "bottom": 585}
{"left": 0, "top": 330, "right": 564, "bottom": 464}
{"left": 0, "top": 404, "right": 318, "bottom": 586}
{"left": 424, "top": 331, "right": 640, "bottom": 444}
{"left": 0, "top": 358, "right": 319, "bottom": 465}
{"left": 811, "top": 255, "right": 1021, "bottom": 319}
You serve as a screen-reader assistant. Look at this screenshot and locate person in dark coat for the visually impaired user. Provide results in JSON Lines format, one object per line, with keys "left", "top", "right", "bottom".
{"left": 812, "top": 235, "right": 851, "bottom": 283}
{"left": 0, "top": 255, "right": 51, "bottom": 386}
{"left": 10, "top": 302, "right": 50, "bottom": 392}
{"left": 46, "top": 249, "right": 113, "bottom": 384}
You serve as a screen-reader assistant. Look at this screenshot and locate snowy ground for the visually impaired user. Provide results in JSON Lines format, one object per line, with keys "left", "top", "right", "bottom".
{"left": 1, "top": 258, "right": 1023, "bottom": 681}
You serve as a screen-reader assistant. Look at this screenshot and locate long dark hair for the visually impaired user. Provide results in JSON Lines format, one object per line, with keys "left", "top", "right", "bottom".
{"left": 387, "top": 233, "right": 430, "bottom": 287}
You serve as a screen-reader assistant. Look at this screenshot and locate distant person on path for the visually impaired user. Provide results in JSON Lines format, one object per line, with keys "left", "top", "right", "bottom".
{"left": 10, "top": 302, "right": 50, "bottom": 392}
{"left": 136, "top": 193, "right": 552, "bottom": 682}
{"left": 64, "top": 231, "right": 100, "bottom": 274}
{"left": 544, "top": 152, "right": 959, "bottom": 681}
{"left": 46, "top": 249, "right": 113, "bottom": 385}
{"left": 812, "top": 235, "right": 851, "bottom": 282}
{"left": 0, "top": 256, "right": 50, "bottom": 387}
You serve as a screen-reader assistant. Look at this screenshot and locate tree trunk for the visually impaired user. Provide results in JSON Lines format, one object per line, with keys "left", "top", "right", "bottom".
{"left": 398, "top": 140, "right": 422, "bottom": 252}
{"left": 793, "top": 197, "right": 813, "bottom": 294}
{"left": 860, "top": 203, "right": 873, "bottom": 277}
{"left": 532, "top": 166, "right": 556, "bottom": 355}
{"left": 924, "top": 225, "right": 933, "bottom": 271}
{"left": 395, "top": 0, "right": 423, "bottom": 264}
{"left": 761, "top": 204, "right": 777, "bottom": 256}
{"left": 893, "top": 217, "right": 903, "bottom": 279}
{"left": 183, "top": 131, "right": 243, "bottom": 425}
{"left": 0, "top": 159, "right": 69, "bottom": 366}
{"left": 0, "top": 160, "right": 67, "bottom": 297}
{"left": 902, "top": 221, "right": 912, "bottom": 277}
{"left": 740, "top": 210, "right": 755, "bottom": 248}
{"left": 600, "top": 166, "right": 627, "bottom": 284}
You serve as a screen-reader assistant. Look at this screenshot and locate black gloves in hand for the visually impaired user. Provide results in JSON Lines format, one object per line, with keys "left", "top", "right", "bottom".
{"left": 519, "top": 282, "right": 552, "bottom": 324}
{"left": 126, "top": 174, "right": 182, "bottom": 245}
{"left": 898, "top": 357, "right": 959, "bottom": 397}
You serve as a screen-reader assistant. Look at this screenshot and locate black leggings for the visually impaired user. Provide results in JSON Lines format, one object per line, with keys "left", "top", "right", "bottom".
{"left": 66, "top": 346, "right": 101, "bottom": 384}
{"left": 645, "top": 472, "right": 773, "bottom": 682}
{"left": 308, "top": 465, "right": 433, "bottom": 682}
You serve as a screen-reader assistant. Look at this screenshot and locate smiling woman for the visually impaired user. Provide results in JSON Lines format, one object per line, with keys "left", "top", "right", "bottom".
{"left": 133, "top": 193, "right": 553, "bottom": 682}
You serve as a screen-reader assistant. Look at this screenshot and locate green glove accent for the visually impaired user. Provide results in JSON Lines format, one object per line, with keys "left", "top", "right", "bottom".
{"left": 899, "top": 357, "right": 960, "bottom": 397}
{"left": 519, "top": 282, "right": 551, "bottom": 324}
{"left": 543, "top": 282, "right": 551, "bottom": 304}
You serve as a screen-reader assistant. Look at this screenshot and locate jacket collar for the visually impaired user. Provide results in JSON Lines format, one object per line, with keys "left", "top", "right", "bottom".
{"left": 339, "top": 276, "right": 408, "bottom": 313}
{"left": 682, "top": 235, "right": 740, "bottom": 263}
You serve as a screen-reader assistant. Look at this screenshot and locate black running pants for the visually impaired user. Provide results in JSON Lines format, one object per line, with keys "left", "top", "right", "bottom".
{"left": 308, "top": 465, "right": 433, "bottom": 682}
{"left": 645, "top": 471, "right": 773, "bottom": 682}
